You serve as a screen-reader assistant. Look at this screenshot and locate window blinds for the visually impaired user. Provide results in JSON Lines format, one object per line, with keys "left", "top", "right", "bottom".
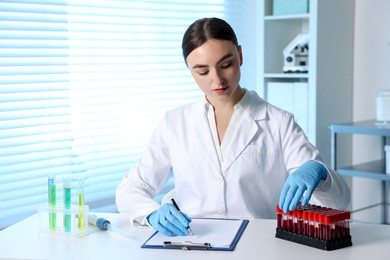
{"left": 0, "top": 0, "right": 230, "bottom": 229}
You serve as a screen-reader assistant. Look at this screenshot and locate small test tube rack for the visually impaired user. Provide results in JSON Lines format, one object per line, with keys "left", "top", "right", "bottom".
{"left": 38, "top": 205, "right": 89, "bottom": 237}
{"left": 275, "top": 204, "right": 352, "bottom": 250}
{"left": 38, "top": 176, "right": 89, "bottom": 237}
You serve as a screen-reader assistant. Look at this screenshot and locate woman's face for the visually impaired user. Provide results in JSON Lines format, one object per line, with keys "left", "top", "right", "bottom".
{"left": 186, "top": 39, "right": 243, "bottom": 104}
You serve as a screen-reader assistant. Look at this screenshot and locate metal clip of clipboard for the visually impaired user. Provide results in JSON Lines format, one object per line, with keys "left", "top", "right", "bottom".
{"left": 163, "top": 241, "right": 211, "bottom": 250}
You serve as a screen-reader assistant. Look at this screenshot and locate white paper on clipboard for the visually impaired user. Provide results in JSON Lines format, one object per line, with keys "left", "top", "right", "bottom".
{"left": 144, "top": 218, "right": 245, "bottom": 248}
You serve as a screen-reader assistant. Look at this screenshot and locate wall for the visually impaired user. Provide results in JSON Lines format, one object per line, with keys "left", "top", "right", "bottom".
{"left": 353, "top": 0, "right": 390, "bottom": 223}
{"left": 227, "top": 0, "right": 260, "bottom": 92}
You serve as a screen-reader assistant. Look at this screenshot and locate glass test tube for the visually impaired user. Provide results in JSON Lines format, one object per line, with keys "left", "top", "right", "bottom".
{"left": 48, "top": 176, "right": 56, "bottom": 231}
{"left": 63, "top": 176, "right": 72, "bottom": 232}
{"left": 276, "top": 205, "right": 282, "bottom": 229}
{"left": 78, "top": 177, "right": 85, "bottom": 231}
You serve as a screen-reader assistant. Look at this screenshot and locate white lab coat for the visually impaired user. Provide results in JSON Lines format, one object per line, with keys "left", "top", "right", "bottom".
{"left": 115, "top": 90, "right": 350, "bottom": 224}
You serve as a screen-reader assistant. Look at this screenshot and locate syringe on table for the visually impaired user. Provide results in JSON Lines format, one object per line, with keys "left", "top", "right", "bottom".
{"left": 88, "top": 214, "right": 134, "bottom": 239}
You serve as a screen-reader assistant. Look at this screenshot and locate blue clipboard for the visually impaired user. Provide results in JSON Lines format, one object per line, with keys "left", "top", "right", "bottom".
{"left": 141, "top": 218, "right": 249, "bottom": 251}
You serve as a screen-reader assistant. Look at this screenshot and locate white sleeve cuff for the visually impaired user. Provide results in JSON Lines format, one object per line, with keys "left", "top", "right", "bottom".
{"left": 131, "top": 215, "right": 151, "bottom": 229}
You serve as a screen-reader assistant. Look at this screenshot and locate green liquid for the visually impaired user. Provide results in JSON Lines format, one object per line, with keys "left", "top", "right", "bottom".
{"left": 78, "top": 193, "right": 85, "bottom": 231}
{"left": 64, "top": 187, "right": 71, "bottom": 232}
{"left": 49, "top": 184, "right": 56, "bottom": 231}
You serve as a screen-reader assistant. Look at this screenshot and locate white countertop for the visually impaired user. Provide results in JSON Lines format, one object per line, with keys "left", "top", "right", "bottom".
{"left": 0, "top": 213, "right": 389, "bottom": 260}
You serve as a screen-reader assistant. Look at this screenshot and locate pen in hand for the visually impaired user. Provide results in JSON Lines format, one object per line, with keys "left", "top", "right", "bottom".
{"left": 171, "top": 198, "right": 193, "bottom": 235}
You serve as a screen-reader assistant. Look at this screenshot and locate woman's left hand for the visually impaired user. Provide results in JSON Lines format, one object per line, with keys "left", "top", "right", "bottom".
{"left": 278, "top": 160, "right": 327, "bottom": 213}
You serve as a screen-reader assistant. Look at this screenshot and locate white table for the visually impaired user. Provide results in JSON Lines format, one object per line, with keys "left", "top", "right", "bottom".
{"left": 0, "top": 213, "right": 389, "bottom": 260}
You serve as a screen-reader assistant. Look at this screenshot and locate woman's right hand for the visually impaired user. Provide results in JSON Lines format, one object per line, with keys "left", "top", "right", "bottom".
{"left": 147, "top": 203, "right": 191, "bottom": 236}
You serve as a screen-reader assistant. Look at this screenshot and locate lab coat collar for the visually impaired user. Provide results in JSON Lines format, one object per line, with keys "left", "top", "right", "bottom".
{"left": 201, "top": 89, "right": 267, "bottom": 121}
{"left": 243, "top": 90, "right": 267, "bottom": 121}
{"left": 222, "top": 91, "right": 261, "bottom": 174}
{"left": 196, "top": 90, "right": 267, "bottom": 174}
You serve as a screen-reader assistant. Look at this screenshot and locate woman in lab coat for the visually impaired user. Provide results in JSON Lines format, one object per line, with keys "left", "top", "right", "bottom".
{"left": 115, "top": 17, "right": 350, "bottom": 236}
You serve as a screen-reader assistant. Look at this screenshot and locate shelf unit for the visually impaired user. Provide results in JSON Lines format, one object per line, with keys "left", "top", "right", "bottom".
{"left": 330, "top": 120, "right": 390, "bottom": 224}
{"left": 258, "top": 0, "right": 354, "bottom": 164}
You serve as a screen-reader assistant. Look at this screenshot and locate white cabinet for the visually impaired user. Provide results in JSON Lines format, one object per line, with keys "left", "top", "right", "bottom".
{"left": 258, "top": 0, "right": 354, "bottom": 164}
{"left": 267, "top": 82, "right": 309, "bottom": 133}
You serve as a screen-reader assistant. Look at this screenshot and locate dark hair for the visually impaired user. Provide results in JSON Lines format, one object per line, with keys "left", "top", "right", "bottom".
{"left": 182, "top": 17, "right": 239, "bottom": 63}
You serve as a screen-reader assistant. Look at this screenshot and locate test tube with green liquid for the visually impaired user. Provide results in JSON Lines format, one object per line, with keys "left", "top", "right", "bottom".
{"left": 77, "top": 177, "right": 85, "bottom": 231}
{"left": 63, "top": 176, "right": 72, "bottom": 232}
{"left": 48, "top": 176, "right": 56, "bottom": 231}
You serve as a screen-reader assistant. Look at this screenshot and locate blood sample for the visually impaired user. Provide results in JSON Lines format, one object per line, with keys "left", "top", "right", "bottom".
{"left": 275, "top": 203, "right": 352, "bottom": 250}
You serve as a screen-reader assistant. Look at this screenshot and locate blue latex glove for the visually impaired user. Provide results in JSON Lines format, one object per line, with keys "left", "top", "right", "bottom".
{"left": 147, "top": 203, "right": 192, "bottom": 236}
{"left": 278, "top": 160, "right": 327, "bottom": 213}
